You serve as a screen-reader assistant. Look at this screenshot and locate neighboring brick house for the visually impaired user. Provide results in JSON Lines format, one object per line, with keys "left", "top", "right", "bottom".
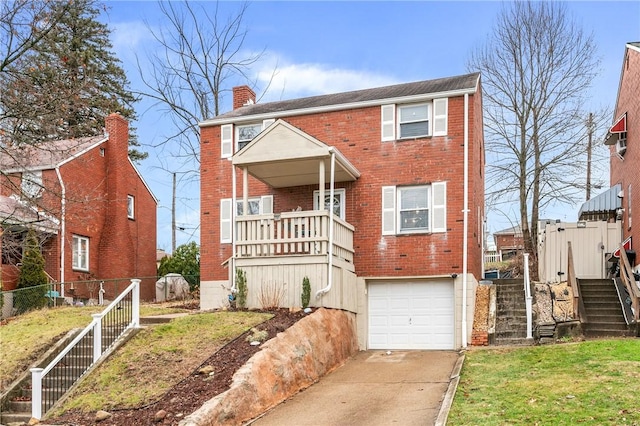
{"left": 199, "top": 73, "right": 485, "bottom": 350}
{"left": 0, "top": 114, "right": 158, "bottom": 300}
{"left": 493, "top": 225, "right": 524, "bottom": 261}
{"left": 604, "top": 42, "right": 640, "bottom": 269}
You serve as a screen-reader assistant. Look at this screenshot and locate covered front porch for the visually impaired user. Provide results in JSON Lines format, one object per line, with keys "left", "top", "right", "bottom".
{"left": 228, "top": 120, "right": 360, "bottom": 312}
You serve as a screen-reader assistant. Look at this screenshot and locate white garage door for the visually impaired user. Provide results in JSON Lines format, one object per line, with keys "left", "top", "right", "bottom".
{"left": 368, "top": 281, "right": 454, "bottom": 350}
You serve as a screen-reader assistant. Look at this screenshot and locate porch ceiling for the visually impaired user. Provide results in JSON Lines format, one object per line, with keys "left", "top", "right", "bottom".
{"left": 232, "top": 119, "right": 360, "bottom": 188}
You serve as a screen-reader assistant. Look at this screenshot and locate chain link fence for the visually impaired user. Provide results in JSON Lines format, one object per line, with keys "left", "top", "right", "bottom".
{"left": 0, "top": 275, "right": 200, "bottom": 320}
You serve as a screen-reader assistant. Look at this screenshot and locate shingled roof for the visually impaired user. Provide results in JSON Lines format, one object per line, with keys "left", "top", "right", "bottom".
{"left": 201, "top": 72, "right": 480, "bottom": 125}
{"left": 0, "top": 135, "right": 106, "bottom": 172}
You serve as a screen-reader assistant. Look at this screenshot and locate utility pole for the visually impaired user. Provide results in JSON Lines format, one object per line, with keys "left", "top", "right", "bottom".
{"left": 172, "top": 172, "right": 176, "bottom": 253}
{"left": 586, "top": 112, "right": 593, "bottom": 201}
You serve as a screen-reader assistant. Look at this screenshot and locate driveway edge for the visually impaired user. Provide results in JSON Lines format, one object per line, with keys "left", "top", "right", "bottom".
{"left": 434, "top": 352, "right": 465, "bottom": 426}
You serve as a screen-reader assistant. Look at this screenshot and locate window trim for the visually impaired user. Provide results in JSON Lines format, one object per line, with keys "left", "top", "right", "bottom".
{"left": 220, "top": 195, "right": 274, "bottom": 243}
{"left": 398, "top": 103, "right": 431, "bottom": 139}
{"left": 236, "top": 123, "right": 263, "bottom": 151}
{"left": 381, "top": 98, "right": 448, "bottom": 142}
{"left": 313, "top": 189, "right": 346, "bottom": 219}
{"left": 397, "top": 185, "right": 430, "bottom": 233}
{"left": 72, "top": 235, "right": 89, "bottom": 271}
{"left": 381, "top": 182, "right": 447, "bottom": 235}
{"left": 22, "top": 170, "right": 43, "bottom": 198}
{"left": 127, "top": 195, "right": 135, "bottom": 219}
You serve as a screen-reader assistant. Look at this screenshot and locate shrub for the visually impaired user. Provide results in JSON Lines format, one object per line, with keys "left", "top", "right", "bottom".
{"left": 235, "top": 268, "right": 247, "bottom": 309}
{"left": 258, "top": 281, "right": 285, "bottom": 310}
{"left": 15, "top": 229, "right": 49, "bottom": 313}
{"left": 301, "top": 276, "right": 311, "bottom": 308}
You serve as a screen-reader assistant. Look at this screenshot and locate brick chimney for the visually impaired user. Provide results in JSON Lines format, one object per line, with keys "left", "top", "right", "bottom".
{"left": 99, "top": 113, "right": 134, "bottom": 278}
{"left": 233, "top": 86, "right": 256, "bottom": 110}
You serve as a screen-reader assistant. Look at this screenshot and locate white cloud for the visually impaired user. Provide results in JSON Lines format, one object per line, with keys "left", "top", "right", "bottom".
{"left": 110, "top": 21, "right": 152, "bottom": 61}
{"left": 254, "top": 54, "right": 399, "bottom": 102}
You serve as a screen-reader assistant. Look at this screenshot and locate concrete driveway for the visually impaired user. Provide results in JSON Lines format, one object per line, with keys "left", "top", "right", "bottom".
{"left": 248, "top": 350, "right": 463, "bottom": 426}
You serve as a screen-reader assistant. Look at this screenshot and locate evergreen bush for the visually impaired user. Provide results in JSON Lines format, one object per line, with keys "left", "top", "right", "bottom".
{"left": 301, "top": 276, "right": 311, "bottom": 309}
{"left": 15, "top": 229, "right": 49, "bottom": 313}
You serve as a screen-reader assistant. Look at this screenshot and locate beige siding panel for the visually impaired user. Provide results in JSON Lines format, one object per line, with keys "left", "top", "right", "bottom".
{"left": 234, "top": 255, "right": 356, "bottom": 312}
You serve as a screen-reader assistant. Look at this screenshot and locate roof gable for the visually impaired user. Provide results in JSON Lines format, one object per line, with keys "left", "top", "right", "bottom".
{"left": 232, "top": 119, "right": 360, "bottom": 188}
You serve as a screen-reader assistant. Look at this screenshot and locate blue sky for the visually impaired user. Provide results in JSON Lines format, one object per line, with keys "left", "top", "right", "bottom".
{"left": 100, "top": 1, "right": 640, "bottom": 252}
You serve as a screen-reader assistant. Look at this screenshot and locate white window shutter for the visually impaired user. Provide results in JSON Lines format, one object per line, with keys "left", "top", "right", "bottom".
{"left": 260, "top": 195, "right": 274, "bottom": 214}
{"left": 262, "top": 119, "right": 275, "bottom": 130}
{"left": 382, "top": 186, "right": 396, "bottom": 235}
{"left": 431, "top": 182, "right": 447, "bottom": 233}
{"left": 433, "top": 98, "right": 448, "bottom": 136}
{"left": 221, "top": 124, "right": 233, "bottom": 158}
{"left": 381, "top": 104, "right": 396, "bottom": 141}
{"left": 220, "top": 198, "right": 232, "bottom": 243}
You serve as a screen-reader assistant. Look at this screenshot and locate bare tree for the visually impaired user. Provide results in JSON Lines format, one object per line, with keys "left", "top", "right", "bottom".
{"left": 137, "top": 0, "right": 268, "bottom": 174}
{"left": 468, "top": 1, "right": 602, "bottom": 266}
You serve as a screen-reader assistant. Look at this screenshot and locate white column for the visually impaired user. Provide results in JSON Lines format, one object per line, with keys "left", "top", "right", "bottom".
{"left": 242, "top": 167, "right": 249, "bottom": 215}
{"left": 319, "top": 160, "right": 325, "bottom": 212}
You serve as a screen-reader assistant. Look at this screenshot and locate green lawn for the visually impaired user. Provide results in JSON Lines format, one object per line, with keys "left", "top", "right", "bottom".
{"left": 448, "top": 339, "right": 640, "bottom": 425}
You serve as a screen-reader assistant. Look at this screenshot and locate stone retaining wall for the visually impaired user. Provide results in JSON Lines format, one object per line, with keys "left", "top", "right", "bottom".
{"left": 179, "top": 308, "right": 358, "bottom": 426}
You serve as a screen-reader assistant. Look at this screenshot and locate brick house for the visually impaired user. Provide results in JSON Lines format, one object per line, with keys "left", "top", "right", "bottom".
{"left": 199, "top": 73, "right": 485, "bottom": 349}
{"left": 493, "top": 225, "right": 524, "bottom": 261}
{"left": 604, "top": 42, "right": 640, "bottom": 269}
{"left": 0, "top": 114, "right": 158, "bottom": 300}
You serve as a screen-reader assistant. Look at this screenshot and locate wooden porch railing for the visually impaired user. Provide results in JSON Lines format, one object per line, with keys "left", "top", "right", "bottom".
{"left": 618, "top": 247, "right": 640, "bottom": 323}
{"left": 235, "top": 210, "right": 354, "bottom": 263}
{"left": 567, "top": 242, "right": 586, "bottom": 322}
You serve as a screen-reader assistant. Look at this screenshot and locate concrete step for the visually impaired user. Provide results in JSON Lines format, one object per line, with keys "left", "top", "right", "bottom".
{"left": 0, "top": 411, "right": 32, "bottom": 424}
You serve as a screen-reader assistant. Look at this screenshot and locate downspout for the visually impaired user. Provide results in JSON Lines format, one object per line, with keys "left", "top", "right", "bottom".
{"left": 462, "top": 93, "right": 469, "bottom": 348}
{"left": 316, "top": 150, "right": 336, "bottom": 298}
{"left": 230, "top": 158, "right": 237, "bottom": 292}
{"left": 55, "top": 167, "right": 66, "bottom": 297}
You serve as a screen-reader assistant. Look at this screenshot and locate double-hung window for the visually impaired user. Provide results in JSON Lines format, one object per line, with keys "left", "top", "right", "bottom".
{"left": 381, "top": 98, "right": 448, "bottom": 141}
{"left": 220, "top": 195, "right": 274, "bottom": 243}
{"left": 22, "top": 170, "right": 43, "bottom": 198}
{"left": 72, "top": 235, "right": 89, "bottom": 271}
{"left": 236, "top": 123, "right": 262, "bottom": 150}
{"left": 382, "top": 182, "right": 446, "bottom": 235}
{"left": 399, "top": 104, "right": 430, "bottom": 139}
{"left": 220, "top": 119, "right": 275, "bottom": 158}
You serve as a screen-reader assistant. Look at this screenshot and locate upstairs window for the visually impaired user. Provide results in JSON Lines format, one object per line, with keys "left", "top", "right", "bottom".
{"left": 236, "top": 123, "right": 262, "bottom": 151}
{"left": 220, "top": 119, "right": 275, "bottom": 158}
{"left": 22, "top": 170, "right": 43, "bottom": 198}
{"left": 399, "top": 104, "right": 430, "bottom": 139}
{"left": 381, "top": 98, "right": 448, "bottom": 141}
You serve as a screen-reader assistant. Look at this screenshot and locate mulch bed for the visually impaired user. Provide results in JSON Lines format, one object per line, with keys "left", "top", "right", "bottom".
{"left": 46, "top": 308, "right": 308, "bottom": 426}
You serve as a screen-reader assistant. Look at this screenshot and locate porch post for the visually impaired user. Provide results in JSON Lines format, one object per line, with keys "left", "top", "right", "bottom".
{"left": 318, "top": 160, "right": 325, "bottom": 212}
{"left": 230, "top": 158, "right": 237, "bottom": 291}
{"left": 242, "top": 167, "right": 249, "bottom": 216}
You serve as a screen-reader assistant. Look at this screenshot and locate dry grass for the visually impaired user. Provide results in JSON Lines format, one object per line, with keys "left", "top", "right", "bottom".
{"left": 0, "top": 304, "right": 191, "bottom": 392}
{"left": 55, "top": 311, "right": 272, "bottom": 412}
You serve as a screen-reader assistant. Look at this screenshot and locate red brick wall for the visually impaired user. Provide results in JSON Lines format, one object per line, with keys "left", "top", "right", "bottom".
{"left": 1, "top": 114, "right": 157, "bottom": 300}
{"left": 201, "top": 90, "right": 485, "bottom": 282}
{"left": 610, "top": 46, "right": 640, "bottom": 265}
